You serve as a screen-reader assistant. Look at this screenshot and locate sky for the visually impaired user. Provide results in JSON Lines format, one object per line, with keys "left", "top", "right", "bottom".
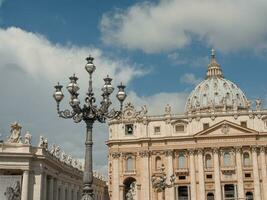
{"left": 0, "top": 0, "right": 267, "bottom": 175}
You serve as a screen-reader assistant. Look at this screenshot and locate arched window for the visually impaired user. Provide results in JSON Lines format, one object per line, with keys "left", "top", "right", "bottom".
{"left": 155, "top": 156, "right": 162, "bottom": 170}
{"left": 243, "top": 152, "right": 251, "bottom": 166}
{"left": 178, "top": 154, "right": 186, "bottom": 169}
{"left": 207, "top": 192, "right": 214, "bottom": 200}
{"left": 224, "top": 152, "right": 231, "bottom": 166}
{"left": 205, "top": 154, "right": 212, "bottom": 168}
{"left": 246, "top": 191, "right": 253, "bottom": 200}
{"left": 126, "top": 157, "right": 134, "bottom": 171}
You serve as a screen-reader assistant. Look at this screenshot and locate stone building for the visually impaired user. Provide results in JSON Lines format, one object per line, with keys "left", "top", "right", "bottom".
{"left": 107, "top": 50, "right": 267, "bottom": 200}
{"left": 0, "top": 122, "right": 108, "bottom": 200}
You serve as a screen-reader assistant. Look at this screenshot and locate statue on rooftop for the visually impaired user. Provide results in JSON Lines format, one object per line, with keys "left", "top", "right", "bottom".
{"left": 7, "top": 122, "right": 22, "bottom": 143}
{"left": 24, "top": 131, "right": 32, "bottom": 145}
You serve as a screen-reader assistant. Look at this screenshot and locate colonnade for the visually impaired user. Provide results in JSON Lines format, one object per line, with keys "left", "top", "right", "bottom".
{"left": 20, "top": 170, "right": 81, "bottom": 200}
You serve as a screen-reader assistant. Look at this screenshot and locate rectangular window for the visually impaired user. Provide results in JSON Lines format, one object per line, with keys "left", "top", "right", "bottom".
{"left": 154, "top": 126, "right": 161, "bottom": 134}
{"left": 125, "top": 124, "right": 134, "bottom": 135}
{"left": 203, "top": 123, "right": 209, "bottom": 130}
{"left": 206, "top": 174, "right": 213, "bottom": 179}
{"left": 178, "top": 176, "right": 186, "bottom": 180}
{"left": 245, "top": 173, "right": 251, "bottom": 178}
{"left": 241, "top": 121, "right": 247, "bottom": 128}
{"left": 175, "top": 125, "right": 185, "bottom": 132}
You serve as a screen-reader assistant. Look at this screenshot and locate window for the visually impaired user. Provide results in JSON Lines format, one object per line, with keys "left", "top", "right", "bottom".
{"left": 126, "top": 157, "right": 134, "bottom": 172}
{"left": 207, "top": 193, "right": 214, "bottom": 200}
{"left": 125, "top": 124, "right": 133, "bottom": 135}
{"left": 245, "top": 173, "right": 251, "bottom": 178}
{"left": 241, "top": 121, "right": 247, "bottom": 128}
{"left": 243, "top": 152, "right": 251, "bottom": 166}
{"left": 175, "top": 125, "right": 185, "bottom": 132}
{"left": 203, "top": 123, "right": 209, "bottom": 130}
{"left": 155, "top": 156, "right": 162, "bottom": 170}
{"left": 178, "top": 154, "right": 186, "bottom": 169}
{"left": 223, "top": 152, "right": 231, "bottom": 166}
{"left": 178, "top": 176, "right": 186, "bottom": 180}
{"left": 154, "top": 126, "right": 161, "bottom": 134}
{"left": 206, "top": 174, "right": 213, "bottom": 179}
{"left": 205, "top": 154, "right": 212, "bottom": 168}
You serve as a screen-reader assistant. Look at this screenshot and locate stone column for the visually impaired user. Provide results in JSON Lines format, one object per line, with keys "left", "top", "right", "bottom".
{"left": 165, "top": 150, "right": 174, "bottom": 200}
{"left": 54, "top": 178, "right": 58, "bottom": 200}
{"left": 252, "top": 146, "right": 261, "bottom": 200}
{"left": 119, "top": 185, "right": 124, "bottom": 200}
{"left": 260, "top": 146, "right": 267, "bottom": 200}
{"left": 213, "top": 148, "right": 222, "bottom": 200}
{"left": 189, "top": 149, "right": 196, "bottom": 200}
{"left": 48, "top": 176, "right": 54, "bottom": 200}
{"left": 197, "top": 149, "right": 205, "bottom": 200}
{"left": 60, "top": 183, "right": 65, "bottom": 200}
{"left": 112, "top": 152, "right": 121, "bottom": 200}
{"left": 42, "top": 172, "right": 47, "bottom": 200}
{"left": 235, "top": 147, "right": 245, "bottom": 199}
{"left": 139, "top": 150, "right": 150, "bottom": 200}
{"left": 21, "top": 170, "right": 29, "bottom": 200}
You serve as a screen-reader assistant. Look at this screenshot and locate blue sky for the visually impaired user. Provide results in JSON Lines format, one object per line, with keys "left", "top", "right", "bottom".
{"left": 0, "top": 0, "right": 267, "bottom": 173}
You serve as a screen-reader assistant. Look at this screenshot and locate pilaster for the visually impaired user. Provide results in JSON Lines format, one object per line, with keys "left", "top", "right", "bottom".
{"left": 189, "top": 149, "right": 196, "bottom": 200}
{"left": 213, "top": 148, "right": 222, "bottom": 200}
{"left": 235, "top": 147, "right": 244, "bottom": 199}
{"left": 252, "top": 146, "right": 261, "bottom": 200}
{"left": 197, "top": 149, "right": 205, "bottom": 200}
{"left": 21, "top": 170, "right": 29, "bottom": 200}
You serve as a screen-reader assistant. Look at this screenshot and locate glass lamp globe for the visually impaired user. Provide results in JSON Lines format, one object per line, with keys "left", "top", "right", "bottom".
{"left": 53, "top": 83, "right": 64, "bottom": 102}
{"left": 85, "top": 55, "right": 96, "bottom": 74}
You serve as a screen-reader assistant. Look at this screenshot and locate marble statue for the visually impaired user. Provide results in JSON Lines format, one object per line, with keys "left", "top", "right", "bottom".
{"left": 55, "top": 146, "right": 61, "bottom": 158}
{"left": 165, "top": 104, "right": 171, "bottom": 115}
{"left": 7, "top": 122, "right": 22, "bottom": 143}
{"left": 67, "top": 155, "right": 73, "bottom": 165}
{"left": 256, "top": 98, "right": 261, "bottom": 111}
{"left": 50, "top": 144, "right": 56, "bottom": 155}
{"left": 24, "top": 131, "right": 32, "bottom": 145}
{"left": 61, "top": 151, "right": 67, "bottom": 162}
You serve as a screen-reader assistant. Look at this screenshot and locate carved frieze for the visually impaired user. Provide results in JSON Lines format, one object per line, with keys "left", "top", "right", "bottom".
{"left": 165, "top": 150, "right": 173, "bottom": 157}
{"left": 111, "top": 152, "right": 121, "bottom": 159}
{"left": 139, "top": 150, "right": 150, "bottom": 158}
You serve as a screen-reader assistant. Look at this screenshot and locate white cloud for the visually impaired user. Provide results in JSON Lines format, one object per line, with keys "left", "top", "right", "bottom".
{"left": 168, "top": 52, "right": 209, "bottom": 67}
{"left": 0, "top": 26, "right": 189, "bottom": 171}
{"left": 100, "top": 0, "right": 267, "bottom": 53}
{"left": 180, "top": 73, "right": 201, "bottom": 86}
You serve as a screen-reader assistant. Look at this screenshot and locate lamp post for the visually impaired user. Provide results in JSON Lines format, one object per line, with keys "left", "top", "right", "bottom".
{"left": 53, "top": 55, "right": 127, "bottom": 200}
{"left": 151, "top": 164, "right": 176, "bottom": 200}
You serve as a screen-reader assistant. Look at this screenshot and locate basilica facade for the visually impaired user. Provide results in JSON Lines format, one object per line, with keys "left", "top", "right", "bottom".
{"left": 107, "top": 50, "right": 267, "bottom": 200}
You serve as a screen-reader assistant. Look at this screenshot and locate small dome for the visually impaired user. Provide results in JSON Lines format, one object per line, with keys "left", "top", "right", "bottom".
{"left": 186, "top": 49, "right": 249, "bottom": 113}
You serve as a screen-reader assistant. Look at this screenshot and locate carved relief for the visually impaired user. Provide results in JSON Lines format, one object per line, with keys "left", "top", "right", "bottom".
{"left": 221, "top": 123, "right": 230, "bottom": 134}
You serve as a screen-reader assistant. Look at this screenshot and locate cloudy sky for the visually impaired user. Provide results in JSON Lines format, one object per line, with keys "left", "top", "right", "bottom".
{"left": 1, "top": 0, "right": 267, "bottom": 174}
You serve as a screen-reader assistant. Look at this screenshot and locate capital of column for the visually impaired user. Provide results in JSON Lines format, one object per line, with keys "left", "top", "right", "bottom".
{"left": 188, "top": 149, "right": 195, "bottom": 155}
{"left": 251, "top": 145, "right": 258, "bottom": 153}
{"left": 111, "top": 152, "right": 121, "bottom": 159}
{"left": 165, "top": 149, "right": 173, "bottom": 157}
{"left": 235, "top": 146, "right": 242, "bottom": 153}
{"left": 213, "top": 147, "right": 219, "bottom": 154}
{"left": 260, "top": 146, "right": 266, "bottom": 153}
{"left": 139, "top": 150, "right": 150, "bottom": 158}
{"left": 197, "top": 148, "right": 204, "bottom": 155}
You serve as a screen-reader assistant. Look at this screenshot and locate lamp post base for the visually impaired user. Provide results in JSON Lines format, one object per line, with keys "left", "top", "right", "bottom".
{"left": 81, "top": 193, "right": 94, "bottom": 200}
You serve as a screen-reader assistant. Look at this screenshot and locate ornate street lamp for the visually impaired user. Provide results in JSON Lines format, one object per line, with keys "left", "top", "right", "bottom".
{"left": 151, "top": 164, "right": 176, "bottom": 200}
{"left": 53, "top": 55, "right": 127, "bottom": 200}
